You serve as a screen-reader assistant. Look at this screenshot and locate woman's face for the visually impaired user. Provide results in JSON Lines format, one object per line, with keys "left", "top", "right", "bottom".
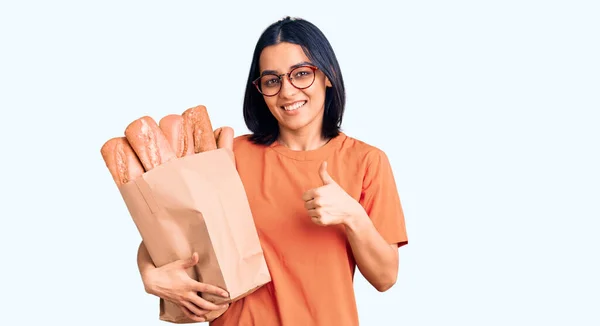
{"left": 258, "top": 42, "right": 331, "bottom": 135}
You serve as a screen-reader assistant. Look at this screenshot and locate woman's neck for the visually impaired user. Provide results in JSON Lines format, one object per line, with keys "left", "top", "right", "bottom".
{"left": 277, "top": 129, "right": 330, "bottom": 151}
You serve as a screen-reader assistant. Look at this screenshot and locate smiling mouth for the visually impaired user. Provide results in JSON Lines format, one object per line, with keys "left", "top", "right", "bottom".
{"left": 281, "top": 101, "right": 307, "bottom": 111}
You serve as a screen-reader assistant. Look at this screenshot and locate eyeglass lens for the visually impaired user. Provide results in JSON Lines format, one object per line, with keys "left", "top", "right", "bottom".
{"left": 258, "top": 66, "right": 315, "bottom": 96}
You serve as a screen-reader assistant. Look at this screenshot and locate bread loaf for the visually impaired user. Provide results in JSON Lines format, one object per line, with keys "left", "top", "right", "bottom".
{"left": 182, "top": 105, "right": 217, "bottom": 153}
{"left": 125, "top": 116, "right": 176, "bottom": 171}
{"left": 100, "top": 137, "right": 145, "bottom": 186}
{"left": 159, "top": 114, "right": 194, "bottom": 158}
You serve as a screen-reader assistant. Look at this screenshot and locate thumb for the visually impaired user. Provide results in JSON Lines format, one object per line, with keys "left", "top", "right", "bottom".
{"left": 213, "top": 127, "right": 223, "bottom": 143}
{"left": 319, "top": 161, "right": 334, "bottom": 185}
{"left": 216, "top": 126, "right": 234, "bottom": 151}
{"left": 181, "top": 252, "right": 199, "bottom": 269}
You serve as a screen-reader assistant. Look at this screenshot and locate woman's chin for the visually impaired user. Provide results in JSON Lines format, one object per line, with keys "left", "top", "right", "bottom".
{"left": 276, "top": 113, "right": 323, "bottom": 134}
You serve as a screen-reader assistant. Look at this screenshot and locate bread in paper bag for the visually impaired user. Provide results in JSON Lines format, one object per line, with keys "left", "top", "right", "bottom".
{"left": 101, "top": 105, "right": 271, "bottom": 323}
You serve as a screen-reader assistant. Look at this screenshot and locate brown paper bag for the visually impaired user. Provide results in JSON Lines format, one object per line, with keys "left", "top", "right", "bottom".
{"left": 118, "top": 147, "right": 271, "bottom": 323}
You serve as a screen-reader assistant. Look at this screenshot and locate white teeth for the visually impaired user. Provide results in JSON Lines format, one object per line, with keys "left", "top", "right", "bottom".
{"left": 283, "top": 101, "right": 306, "bottom": 111}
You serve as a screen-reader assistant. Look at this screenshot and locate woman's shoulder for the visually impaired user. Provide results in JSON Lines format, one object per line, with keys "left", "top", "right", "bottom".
{"left": 338, "top": 134, "right": 398, "bottom": 183}
{"left": 233, "top": 134, "right": 252, "bottom": 146}
{"left": 232, "top": 133, "right": 266, "bottom": 154}
{"left": 338, "top": 132, "right": 389, "bottom": 163}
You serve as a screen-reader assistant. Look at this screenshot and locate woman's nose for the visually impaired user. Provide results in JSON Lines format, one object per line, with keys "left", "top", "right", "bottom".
{"left": 279, "top": 75, "right": 298, "bottom": 97}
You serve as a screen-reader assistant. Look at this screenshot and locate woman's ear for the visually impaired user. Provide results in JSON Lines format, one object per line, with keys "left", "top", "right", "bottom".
{"left": 325, "top": 76, "right": 332, "bottom": 87}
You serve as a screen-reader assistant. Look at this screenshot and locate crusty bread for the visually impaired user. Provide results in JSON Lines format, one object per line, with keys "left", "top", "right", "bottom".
{"left": 159, "top": 114, "right": 195, "bottom": 158}
{"left": 182, "top": 105, "right": 217, "bottom": 153}
{"left": 125, "top": 116, "right": 176, "bottom": 171}
{"left": 100, "top": 137, "right": 145, "bottom": 186}
{"left": 214, "top": 126, "right": 234, "bottom": 151}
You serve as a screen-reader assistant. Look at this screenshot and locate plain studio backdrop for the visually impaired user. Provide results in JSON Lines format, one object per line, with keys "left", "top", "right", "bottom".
{"left": 0, "top": 1, "right": 598, "bottom": 325}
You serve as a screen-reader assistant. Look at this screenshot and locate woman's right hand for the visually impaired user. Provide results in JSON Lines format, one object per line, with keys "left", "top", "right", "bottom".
{"left": 142, "top": 252, "right": 230, "bottom": 322}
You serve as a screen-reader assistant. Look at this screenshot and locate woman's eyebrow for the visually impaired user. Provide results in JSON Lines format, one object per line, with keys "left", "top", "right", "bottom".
{"left": 290, "top": 61, "right": 314, "bottom": 69}
{"left": 260, "top": 69, "right": 278, "bottom": 76}
{"left": 260, "top": 62, "right": 315, "bottom": 76}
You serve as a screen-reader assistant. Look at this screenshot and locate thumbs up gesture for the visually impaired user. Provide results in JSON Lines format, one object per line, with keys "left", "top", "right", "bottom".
{"left": 302, "top": 161, "right": 367, "bottom": 227}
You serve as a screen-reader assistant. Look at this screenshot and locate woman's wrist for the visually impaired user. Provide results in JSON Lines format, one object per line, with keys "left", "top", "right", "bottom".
{"left": 343, "top": 206, "right": 370, "bottom": 233}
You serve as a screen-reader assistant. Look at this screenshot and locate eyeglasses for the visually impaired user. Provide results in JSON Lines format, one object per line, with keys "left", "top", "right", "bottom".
{"left": 252, "top": 65, "right": 318, "bottom": 97}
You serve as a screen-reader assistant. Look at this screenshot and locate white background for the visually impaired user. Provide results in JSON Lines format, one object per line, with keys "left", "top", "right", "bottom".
{"left": 1, "top": 1, "right": 599, "bottom": 325}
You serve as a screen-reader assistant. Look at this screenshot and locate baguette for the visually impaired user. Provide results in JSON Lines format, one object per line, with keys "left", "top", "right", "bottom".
{"left": 182, "top": 105, "right": 217, "bottom": 153}
{"left": 214, "top": 126, "right": 234, "bottom": 151}
{"left": 159, "top": 114, "right": 194, "bottom": 158}
{"left": 100, "top": 137, "right": 145, "bottom": 186}
{"left": 125, "top": 116, "right": 176, "bottom": 171}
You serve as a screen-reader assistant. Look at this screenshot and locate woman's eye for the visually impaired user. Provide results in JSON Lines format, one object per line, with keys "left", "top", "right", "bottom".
{"left": 264, "top": 78, "right": 279, "bottom": 87}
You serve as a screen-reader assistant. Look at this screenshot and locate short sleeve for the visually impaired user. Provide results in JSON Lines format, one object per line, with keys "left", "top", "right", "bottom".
{"left": 360, "top": 149, "right": 408, "bottom": 247}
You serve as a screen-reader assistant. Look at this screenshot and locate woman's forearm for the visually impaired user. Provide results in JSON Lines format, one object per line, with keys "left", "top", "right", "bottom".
{"left": 344, "top": 212, "right": 399, "bottom": 292}
{"left": 137, "top": 241, "right": 156, "bottom": 290}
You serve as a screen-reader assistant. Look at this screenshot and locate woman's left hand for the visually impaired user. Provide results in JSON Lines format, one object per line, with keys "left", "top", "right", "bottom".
{"left": 302, "top": 161, "right": 366, "bottom": 226}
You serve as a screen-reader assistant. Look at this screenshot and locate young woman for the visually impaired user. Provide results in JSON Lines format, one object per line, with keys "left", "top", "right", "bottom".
{"left": 137, "top": 16, "right": 408, "bottom": 325}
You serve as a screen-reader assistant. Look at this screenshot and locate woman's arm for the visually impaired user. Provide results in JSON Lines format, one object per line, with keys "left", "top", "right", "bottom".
{"left": 137, "top": 241, "right": 156, "bottom": 291}
{"left": 347, "top": 149, "right": 407, "bottom": 292}
{"left": 344, "top": 212, "right": 399, "bottom": 292}
{"left": 303, "top": 160, "right": 402, "bottom": 292}
{"left": 136, "top": 241, "right": 230, "bottom": 322}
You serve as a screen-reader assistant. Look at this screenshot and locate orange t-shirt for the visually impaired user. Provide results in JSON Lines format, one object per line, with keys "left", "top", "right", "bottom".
{"left": 210, "top": 132, "right": 408, "bottom": 326}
